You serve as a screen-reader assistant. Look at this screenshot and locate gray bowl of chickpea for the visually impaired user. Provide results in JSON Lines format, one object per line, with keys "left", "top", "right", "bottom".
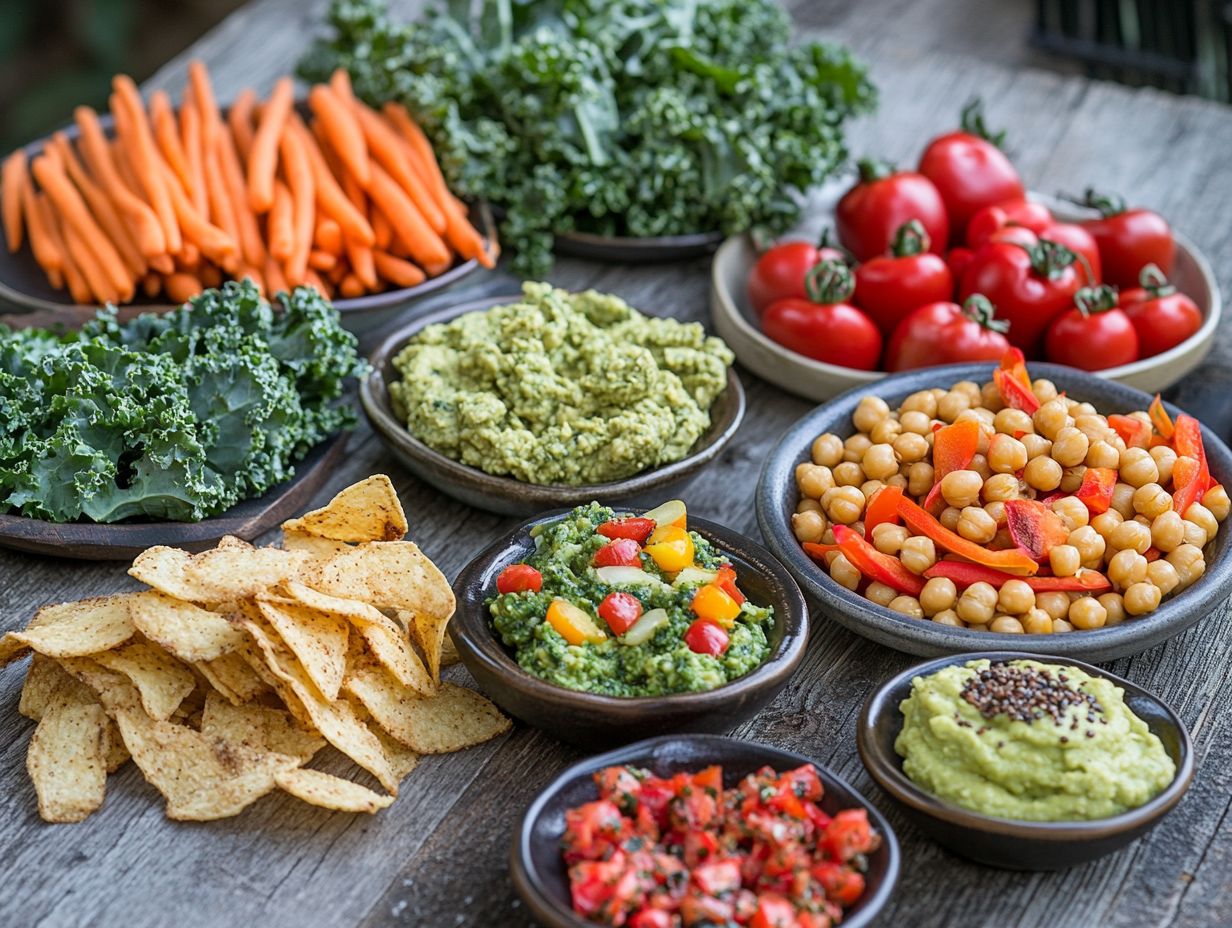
{"left": 755, "top": 361, "right": 1232, "bottom": 661}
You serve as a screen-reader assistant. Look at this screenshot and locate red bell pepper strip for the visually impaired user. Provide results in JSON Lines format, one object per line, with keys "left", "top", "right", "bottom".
{"left": 1108, "top": 414, "right": 1150, "bottom": 449}
{"left": 1075, "top": 467, "right": 1117, "bottom": 514}
{"left": 923, "top": 561, "right": 1111, "bottom": 593}
{"left": 1037, "top": 489, "right": 1068, "bottom": 506}
{"left": 864, "top": 485, "right": 904, "bottom": 534}
{"left": 1144, "top": 547, "right": 1162, "bottom": 562}
{"left": 1172, "top": 415, "right": 1211, "bottom": 516}
{"left": 993, "top": 348, "right": 1041, "bottom": 413}
{"left": 924, "top": 419, "right": 980, "bottom": 510}
{"left": 832, "top": 525, "right": 924, "bottom": 595}
{"left": 1003, "top": 498, "right": 1071, "bottom": 560}
{"left": 802, "top": 543, "right": 838, "bottom": 560}
{"left": 1149, "top": 394, "right": 1174, "bottom": 440}
{"left": 897, "top": 495, "right": 1040, "bottom": 575}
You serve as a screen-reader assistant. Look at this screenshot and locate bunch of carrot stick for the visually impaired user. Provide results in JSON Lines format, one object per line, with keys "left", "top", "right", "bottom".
{"left": 0, "top": 62, "right": 495, "bottom": 306}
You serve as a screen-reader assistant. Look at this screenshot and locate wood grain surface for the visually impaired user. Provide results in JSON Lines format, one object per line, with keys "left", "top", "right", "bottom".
{"left": 2, "top": 1, "right": 1231, "bottom": 926}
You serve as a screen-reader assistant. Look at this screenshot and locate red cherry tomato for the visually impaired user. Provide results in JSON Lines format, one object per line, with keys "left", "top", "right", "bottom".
{"left": 747, "top": 232, "right": 847, "bottom": 318}
{"left": 684, "top": 618, "right": 729, "bottom": 656}
{"left": 762, "top": 262, "right": 882, "bottom": 370}
{"left": 1045, "top": 286, "right": 1139, "bottom": 370}
{"left": 945, "top": 246, "right": 975, "bottom": 286}
{"left": 885, "top": 295, "right": 1012, "bottom": 371}
{"left": 1119, "top": 264, "right": 1203, "bottom": 358}
{"left": 1077, "top": 189, "right": 1175, "bottom": 288}
{"left": 835, "top": 160, "right": 948, "bottom": 262}
{"left": 496, "top": 564, "right": 543, "bottom": 594}
{"left": 1040, "top": 220, "right": 1102, "bottom": 285}
{"left": 597, "top": 591, "right": 643, "bottom": 635}
{"left": 965, "top": 198, "right": 1053, "bottom": 249}
{"left": 852, "top": 220, "right": 953, "bottom": 335}
{"left": 593, "top": 538, "right": 642, "bottom": 568}
{"left": 960, "top": 236, "right": 1085, "bottom": 356}
{"left": 596, "top": 517, "right": 656, "bottom": 544}
{"left": 918, "top": 100, "right": 1025, "bottom": 240}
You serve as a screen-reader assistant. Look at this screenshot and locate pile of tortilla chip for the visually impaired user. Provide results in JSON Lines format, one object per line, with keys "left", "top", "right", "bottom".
{"left": 2, "top": 475, "right": 509, "bottom": 823}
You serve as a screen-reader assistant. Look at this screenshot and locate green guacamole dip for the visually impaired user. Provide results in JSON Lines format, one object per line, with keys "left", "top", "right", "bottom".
{"left": 487, "top": 503, "right": 774, "bottom": 697}
{"left": 895, "top": 659, "right": 1175, "bottom": 822}
{"left": 388, "top": 282, "right": 734, "bottom": 485}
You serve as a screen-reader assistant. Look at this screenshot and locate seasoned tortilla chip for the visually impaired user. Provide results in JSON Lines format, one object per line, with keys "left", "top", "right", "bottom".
{"left": 200, "top": 692, "right": 324, "bottom": 762}
{"left": 130, "top": 545, "right": 308, "bottom": 604}
{"left": 91, "top": 640, "right": 196, "bottom": 721}
{"left": 241, "top": 617, "right": 397, "bottom": 794}
{"left": 20, "top": 654, "right": 95, "bottom": 720}
{"left": 404, "top": 610, "right": 452, "bottom": 683}
{"left": 256, "top": 597, "right": 349, "bottom": 701}
{"left": 303, "top": 542, "right": 455, "bottom": 626}
{"left": 439, "top": 635, "right": 460, "bottom": 668}
{"left": 130, "top": 592, "right": 245, "bottom": 662}
{"left": 281, "top": 475, "right": 407, "bottom": 543}
{"left": 195, "top": 651, "right": 270, "bottom": 705}
{"left": 27, "top": 702, "right": 109, "bottom": 822}
{"left": 371, "top": 724, "right": 421, "bottom": 781}
{"left": 282, "top": 530, "right": 353, "bottom": 561}
{"left": 274, "top": 768, "right": 394, "bottom": 813}
{"left": 58, "top": 656, "right": 143, "bottom": 714}
{"left": 1, "top": 594, "right": 137, "bottom": 665}
{"left": 113, "top": 708, "right": 301, "bottom": 821}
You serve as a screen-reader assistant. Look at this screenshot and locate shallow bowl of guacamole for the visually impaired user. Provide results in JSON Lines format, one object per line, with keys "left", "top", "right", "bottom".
{"left": 450, "top": 504, "right": 809, "bottom": 748}
{"left": 360, "top": 284, "right": 744, "bottom": 516}
{"left": 857, "top": 651, "right": 1193, "bottom": 870}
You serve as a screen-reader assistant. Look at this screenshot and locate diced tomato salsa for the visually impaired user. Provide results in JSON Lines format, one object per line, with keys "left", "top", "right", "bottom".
{"left": 563, "top": 763, "right": 880, "bottom": 927}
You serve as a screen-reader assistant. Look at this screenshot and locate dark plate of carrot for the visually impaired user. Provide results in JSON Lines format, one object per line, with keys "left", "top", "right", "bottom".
{"left": 0, "top": 63, "right": 497, "bottom": 330}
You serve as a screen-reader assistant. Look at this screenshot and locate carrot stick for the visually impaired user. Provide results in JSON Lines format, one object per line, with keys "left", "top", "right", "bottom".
{"left": 308, "top": 249, "right": 336, "bottom": 271}
{"left": 373, "top": 250, "right": 426, "bottom": 288}
{"left": 141, "top": 272, "right": 161, "bottom": 297}
{"left": 177, "top": 242, "right": 200, "bottom": 269}
{"left": 31, "top": 153, "right": 133, "bottom": 300}
{"left": 308, "top": 84, "right": 369, "bottom": 185}
{"left": 278, "top": 126, "right": 315, "bottom": 286}
{"left": 338, "top": 272, "right": 364, "bottom": 299}
{"left": 165, "top": 272, "right": 203, "bottom": 303}
{"left": 326, "top": 259, "right": 348, "bottom": 284}
{"left": 362, "top": 161, "right": 449, "bottom": 268}
{"left": 22, "top": 185, "right": 64, "bottom": 283}
{"left": 61, "top": 216, "right": 119, "bottom": 304}
{"left": 150, "top": 90, "right": 193, "bottom": 197}
{"left": 247, "top": 77, "right": 294, "bottom": 212}
{"left": 149, "top": 254, "right": 174, "bottom": 274}
{"left": 188, "top": 61, "right": 222, "bottom": 149}
{"left": 339, "top": 172, "right": 377, "bottom": 289}
{"left": 203, "top": 136, "right": 239, "bottom": 258}
{"left": 217, "top": 130, "right": 265, "bottom": 267}
{"left": 264, "top": 254, "right": 288, "bottom": 295}
{"left": 228, "top": 89, "right": 257, "bottom": 161}
{"left": 292, "top": 115, "right": 373, "bottom": 245}
{"left": 74, "top": 106, "right": 165, "bottom": 256}
{"left": 351, "top": 102, "right": 444, "bottom": 233}
{"left": 199, "top": 263, "right": 222, "bottom": 288}
{"left": 371, "top": 205, "right": 391, "bottom": 250}
{"left": 314, "top": 217, "right": 342, "bottom": 256}
{"left": 2, "top": 149, "right": 28, "bottom": 252}
{"left": 267, "top": 181, "right": 294, "bottom": 262}
{"left": 111, "top": 79, "right": 181, "bottom": 255}
{"left": 45, "top": 205, "right": 88, "bottom": 302}
{"left": 237, "top": 263, "right": 265, "bottom": 295}
{"left": 179, "top": 100, "right": 209, "bottom": 217}
{"left": 304, "top": 268, "right": 332, "bottom": 298}
{"left": 329, "top": 69, "right": 355, "bottom": 103}
{"left": 421, "top": 256, "right": 452, "bottom": 278}
{"left": 156, "top": 156, "right": 237, "bottom": 266}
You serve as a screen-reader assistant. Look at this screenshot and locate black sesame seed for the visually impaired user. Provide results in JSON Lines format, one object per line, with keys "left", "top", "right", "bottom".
{"left": 960, "top": 662, "right": 1104, "bottom": 726}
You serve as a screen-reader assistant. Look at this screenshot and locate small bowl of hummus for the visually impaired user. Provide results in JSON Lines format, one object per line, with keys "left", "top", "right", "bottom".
{"left": 857, "top": 651, "right": 1193, "bottom": 870}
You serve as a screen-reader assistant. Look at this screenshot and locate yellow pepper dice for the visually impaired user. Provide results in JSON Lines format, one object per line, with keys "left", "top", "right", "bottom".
{"left": 546, "top": 598, "right": 607, "bottom": 645}
{"left": 644, "top": 525, "right": 695, "bottom": 572}
{"left": 692, "top": 583, "right": 741, "bottom": 628}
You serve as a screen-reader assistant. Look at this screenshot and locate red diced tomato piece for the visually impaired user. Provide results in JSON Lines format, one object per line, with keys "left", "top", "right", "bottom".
{"left": 597, "top": 591, "right": 643, "bottom": 635}
{"left": 823, "top": 809, "right": 878, "bottom": 862}
{"left": 715, "top": 564, "right": 746, "bottom": 604}
{"left": 597, "top": 516, "right": 657, "bottom": 544}
{"left": 813, "top": 861, "right": 867, "bottom": 907}
{"left": 594, "top": 765, "right": 642, "bottom": 810}
{"left": 629, "top": 909, "right": 672, "bottom": 928}
{"left": 692, "top": 764, "right": 723, "bottom": 794}
{"left": 750, "top": 893, "right": 797, "bottom": 928}
{"left": 691, "top": 858, "right": 743, "bottom": 896}
{"left": 683, "top": 829, "right": 721, "bottom": 868}
{"left": 563, "top": 799, "right": 627, "bottom": 859}
{"left": 495, "top": 563, "right": 542, "bottom": 594}
{"left": 593, "top": 537, "right": 643, "bottom": 567}
{"left": 569, "top": 860, "right": 616, "bottom": 917}
{"left": 684, "top": 619, "right": 729, "bottom": 656}
{"left": 777, "top": 764, "right": 823, "bottom": 802}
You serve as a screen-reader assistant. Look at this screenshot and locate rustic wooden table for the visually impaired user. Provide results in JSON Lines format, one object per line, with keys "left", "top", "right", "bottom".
{"left": 4, "top": 2, "right": 1232, "bottom": 926}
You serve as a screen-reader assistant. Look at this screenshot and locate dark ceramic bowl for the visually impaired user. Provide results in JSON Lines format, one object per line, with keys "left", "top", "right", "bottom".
{"left": 756, "top": 362, "right": 1232, "bottom": 662}
{"left": 512, "top": 734, "right": 900, "bottom": 928}
{"left": 857, "top": 651, "right": 1193, "bottom": 870}
{"left": 554, "top": 229, "right": 724, "bottom": 263}
{"left": 450, "top": 512, "right": 808, "bottom": 748}
{"left": 361, "top": 294, "right": 745, "bottom": 516}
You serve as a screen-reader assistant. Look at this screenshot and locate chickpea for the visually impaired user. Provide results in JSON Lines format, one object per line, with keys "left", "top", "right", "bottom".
{"left": 1168, "top": 544, "right": 1206, "bottom": 589}
{"left": 829, "top": 553, "right": 861, "bottom": 590}
{"left": 900, "top": 536, "right": 937, "bottom": 575}
{"left": 865, "top": 582, "right": 898, "bottom": 607}
{"left": 984, "top": 500, "right": 1008, "bottom": 527}
{"left": 1149, "top": 445, "right": 1177, "bottom": 485}
{"left": 995, "top": 579, "right": 1036, "bottom": 615}
{"left": 1098, "top": 592, "right": 1126, "bottom": 626}
{"left": 821, "top": 527, "right": 836, "bottom": 545}
{"left": 900, "top": 410, "right": 932, "bottom": 435}
{"left": 952, "top": 506, "right": 995, "bottom": 545}
{"left": 979, "top": 473, "right": 1017, "bottom": 504}
{"left": 1036, "top": 591, "right": 1071, "bottom": 620}
{"left": 957, "top": 582, "right": 998, "bottom": 625}
{"left": 1067, "top": 525, "right": 1106, "bottom": 564}
{"left": 936, "top": 391, "right": 971, "bottom": 423}
{"left": 990, "top": 527, "right": 1016, "bottom": 550}
{"left": 886, "top": 474, "right": 909, "bottom": 491}
{"left": 1032, "top": 378, "right": 1059, "bottom": 403}
{"left": 1118, "top": 447, "right": 1159, "bottom": 488}
{"left": 1052, "top": 618, "right": 1075, "bottom": 633}
{"left": 888, "top": 595, "right": 925, "bottom": 618}
{"left": 1072, "top": 403, "right": 1099, "bottom": 419}
{"left": 1021, "top": 433, "right": 1053, "bottom": 460}
{"left": 852, "top": 396, "right": 890, "bottom": 433}
{"left": 1069, "top": 597, "right": 1108, "bottom": 630}
{"left": 870, "top": 418, "right": 902, "bottom": 445}
{"left": 812, "top": 433, "right": 844, "bottom": 467}
{"left": 872, "top": 523, "right": 909, "bottom": 555}
{"left": 907, "top": 462, "right": 935, "bottom": 498}
{"left": 824, "top": 486, "right": 865, "bottom": 524}
{"left": 796, "top": 463, "right": 836, "bottom": 499}
{"left": 1108, "top": 519, "right": 1152, "bottom": 554}
{"left": 893, "top": 431, "right": 931, "bottom": 464}
{"left": 1185, "top": 504, "right": 1219, "bottom": 544}
{"left": 833, "top": 462, "right": 865, "bottom": 487}
{"left": 1203, "top": 484, "right": 1231, "bottom": 522}
{"left": 1074, "top": 414, "right": 1111, "bottom": 443}
{"left": 1123, "top": 582, "right": 1162, "bottom": 616}
{"left": 1060, "top": 466, "right": 1087, "bottom": 494}
{"left": 980, "top": 380, "right": 1004, "bottom": 412}
{"left": 1053, "top": 496, "right": 1090, "bottom": 530}
{"left": 860, "top": 480, "right": 885, "bottom": 500}
{"left": 989, "top": 615, "right": 1025, "bottom": 634}
{"left": 1085, "top": 440, "right": 1121, "bottom": 470}
{"left": 1050, "top": 427, "right": 1090, "bottom": 467}
{"left": 844, "top": 433, "right": 873, "bottom": 463}
{"left": 1132, "top": 483, "right": 1172, "bottom": 520}
{"left": 1105, "top": 482, "right": 1135, "bottom": 519}
{"left": 920, "top": 577, "right": 958, "bottom": 616}
{"left": 994, "top": 408, "right": 1034, "bottom": 437}
{"left": 986, "top": 435, "right": 1027, "bottom": 474}
{"left": 972, "top": 407, "right": 997, "bottom": 429}
{"left": 940, "top": 506, "right": 963, "bottom": 532}
{"left": 1049, "top": 544, "right": 1081, "bottom": 577}
{"left": 1146, "top": 560, "right": 1180, "bottom": 596}
{"left": 1108, "top": 549, "right": 1149, "bottom": 589}
{"left": 860, "top": 444, "right": 898, "bottom": 482}
{"left": 850, "top": 521, "right": 866, "bottom": 537}
{"left": 1033, "top": 399, "right": 1071, "bottom": 439}
{"left": 1151, "top": 510, "right": 1185, "bottom": 552}
{"left": 951, "top": 380, "right": 981, "bottom": 403}
{"left": 970, "top": 453, "right": 994, "bottom": 481}
{"left": 1024, "top": 456, "right": 1063, "bottom": 491}
{"left": 933, "top": 609, "right": 965, "bottom": 627}
{"left": 1090, "top": 510, "right": 1123, "bottom": 539}
{"left": 940, "top": 470, "right": 984, "bottom": 509}
{"left": 1023, "top": 608, "right": 1054, "bottom": 634}
{"left": 796, "top": 497, "right": 822, "bottom": 514}
{"left": 900, "top": 390, "right": 938, "bottom": 418}
{"left": 791, "top": 510, "right": 827, "bottom": 543}
{"left": 1182, "top": 519, "right": 1208, "bottom": 548}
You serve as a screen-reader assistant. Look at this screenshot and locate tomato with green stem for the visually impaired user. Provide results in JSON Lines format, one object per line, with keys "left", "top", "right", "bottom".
{"left": 835, "top": 159, "right": 949, "bottom": 262}
{"left": 1075, "top": 188, "right": 1174, "bottom": 288}
{"left": 747, "top": 230, "right": 847, "bottom": 317}
{"left": 965, "top": 198, "right": 1053, "bottom": 248}
{"left": 1045, "top": 285, "right": 1139, "bottom": 370}
{"left": 885, "top": 294, "right": 1012, "bottom": 371}
{"left": 762, "top": 261, "right": 882, "bottom": 369}
{"left": 1119, "top": 264, "right": 1203, "bottom": 358}
{"left": 853, "top": 220, "right": 953, "bottom": 335}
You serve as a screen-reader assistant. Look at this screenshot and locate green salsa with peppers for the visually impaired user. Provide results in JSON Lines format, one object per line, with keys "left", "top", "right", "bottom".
{"left": 487, "top": 503, "right": 774, "bottom": 697}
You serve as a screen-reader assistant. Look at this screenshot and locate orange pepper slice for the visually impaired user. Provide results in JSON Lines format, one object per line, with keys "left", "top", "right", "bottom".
{"left": 897, "top": 495, "right": 1039, "bottom": 575}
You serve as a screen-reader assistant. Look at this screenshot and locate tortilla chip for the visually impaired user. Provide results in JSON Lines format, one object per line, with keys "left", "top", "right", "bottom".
{"left": 256, "top": 597, "right": 349, "bottom": 701}
{"left": 241, "top": 617, "right": 397, "bottom": 794}
{"left": 200, "top": 692, "right": 324, "bottom": 762}
{"left": 371, "top": 724, "right": 421, "bottom": 781}
{"left": 282, "top": 530, "right": 353, "bottom": 561}
{"left": 91, "top": 640, "right": 196, "bottom": 721}
{"left": 130, "top": 592, "right": 245, "bottom": 662}
{"left": 20, "top": 654, "right": 95, "bottom": 720}
{"left": 101, "top": 719, "right": 130, "bottom": 772}
{"left": 1, "top": 594, "right": 137, "bottom": 665}
{"left": 195, "top": 651, "right": 270, "bottom": 705}
{"left": 404, "top": 610, "right": 453, "bottom": 683}
{"left": 274, "top": 768, "right": 394, "bottom": 813}
{"left": 217, "top": 535, "right": 252, "bottom": 550}
{"left": 439, "top": 635, "right": 460, "bottom": 668}
{"left": 27, "top": 702, "right": 109, "bottom": 822}
{"left": 303, "top": 541, "right": 455, "bottom": 626}
{"left": 58, "top": 656, "right": 144, "bottom": 714}
{"left": 281, "top": 475, "right": 407, "bottom": 543}
{"left": 130, "top": 545, "right": 307, "bottom": 604}
{"left": 113, "top": 708, "right": 301, "bottom": 821}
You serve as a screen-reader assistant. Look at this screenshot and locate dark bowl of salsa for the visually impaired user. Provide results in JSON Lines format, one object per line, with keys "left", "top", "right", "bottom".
{"left": 450, "top": 505, "right": 809, "bottom": 748}
{"left": 511, "top": 734, "right": 900, "bottom": 928}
